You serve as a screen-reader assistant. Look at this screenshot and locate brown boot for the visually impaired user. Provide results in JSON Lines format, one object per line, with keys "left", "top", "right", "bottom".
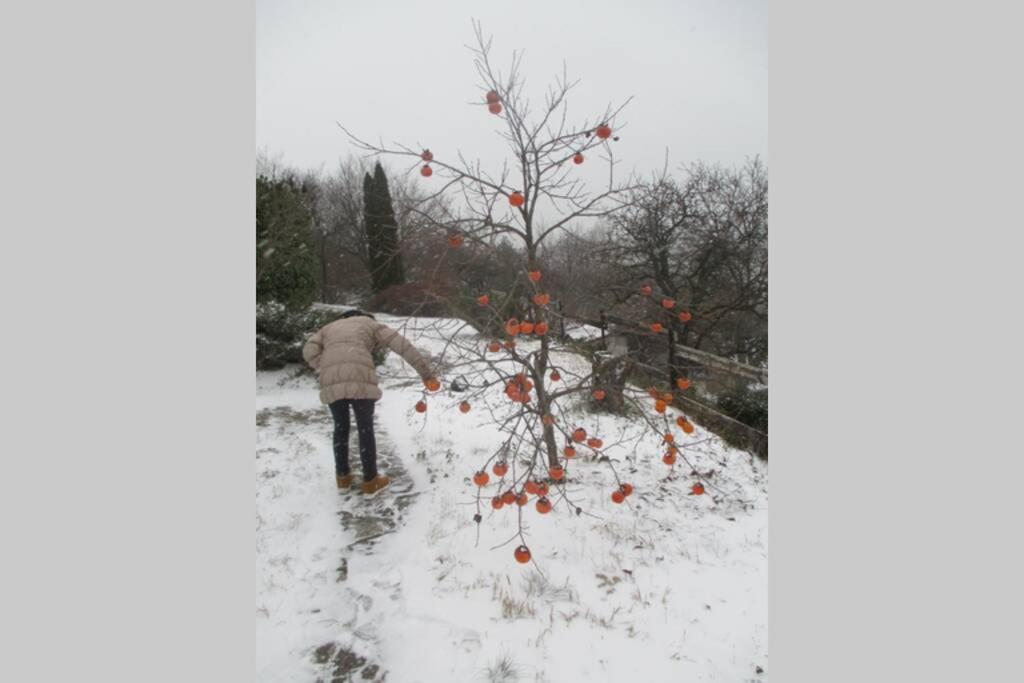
{"left": 336, "top": 473, "right": 355, "bottom": 489}
{"left": 360, "top": 474, "right": 390, "bottom": 495}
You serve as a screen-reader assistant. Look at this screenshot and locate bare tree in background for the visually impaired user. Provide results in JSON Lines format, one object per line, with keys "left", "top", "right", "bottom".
{"left": 312, "top": 157, "right": 455, "bottom": 303}
{"left": 605, "top": 158, "right": 768, "bottom": 385}
{"left": 256, "top": 147, "right": 286, "bottom": 180}
{"left": 537, "top": 224, "right": 621, "bottom": 319}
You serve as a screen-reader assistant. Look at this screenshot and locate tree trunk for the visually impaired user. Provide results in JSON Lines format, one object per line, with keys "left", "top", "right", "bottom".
{"left": 527, "top": 243, "right": 561, "bottom": 471}
{"left": 535, "top": 320, "right": 560, "bottom": 468}
{"left": 592, "top": 348, "right": 629, "bottom": 414}
{"left": 667, "top": 324, "right": 678, "bottom": 390}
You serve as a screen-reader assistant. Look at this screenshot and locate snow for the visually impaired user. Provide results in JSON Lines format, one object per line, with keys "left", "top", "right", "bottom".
{"left": 311, "top": 303, "right": 358, "bottom": 314}
{"left": 257, "top": 313, "right": 768, "bottom": 682}
{"left": 562, "top": 321, "right": 604, "bottom": 341}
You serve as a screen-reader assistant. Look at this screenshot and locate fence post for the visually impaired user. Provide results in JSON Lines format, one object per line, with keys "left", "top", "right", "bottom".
{"left": 592, "top": 340, "right": 629, "bottom": 413}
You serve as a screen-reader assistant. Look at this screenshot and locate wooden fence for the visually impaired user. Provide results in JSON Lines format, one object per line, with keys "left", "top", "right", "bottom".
{"left": 562, "top": 311, "right": 768, "bottom": 460}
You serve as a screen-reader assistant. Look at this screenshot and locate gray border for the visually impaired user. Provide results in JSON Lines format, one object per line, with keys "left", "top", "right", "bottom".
{"left": 772, "top": 1, "right": 1023, "bottom": 680}
{"left": 1, "top": 1, "right": 252, "bottom": 680}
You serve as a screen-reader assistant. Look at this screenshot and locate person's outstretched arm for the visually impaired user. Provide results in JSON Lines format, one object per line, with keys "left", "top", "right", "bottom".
{"left": 302, "top": 328, "right": 324, "bottom": 370}
{"left": 374, "top": 324, "right": 433, "bottom": 381}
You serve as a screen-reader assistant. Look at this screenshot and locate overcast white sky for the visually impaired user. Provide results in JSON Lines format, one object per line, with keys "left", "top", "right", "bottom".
{"left": 256, "top": 0, "right": 766, "bottom": 178}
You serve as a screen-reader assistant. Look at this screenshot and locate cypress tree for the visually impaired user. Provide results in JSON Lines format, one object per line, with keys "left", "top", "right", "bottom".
{"left": 363, "top": 171, "right": 383, "bottom": 291}
{"left": 362, "top": 162, "right": 405, "bottom": 292}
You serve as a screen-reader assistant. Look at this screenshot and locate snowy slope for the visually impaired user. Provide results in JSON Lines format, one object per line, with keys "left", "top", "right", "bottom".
{"left": 256, "top": 313, "right": 768, "bottom": 682}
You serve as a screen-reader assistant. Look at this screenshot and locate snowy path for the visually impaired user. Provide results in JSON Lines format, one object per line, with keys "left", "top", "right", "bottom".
{"left": 255, "top": 365, "right": 499, "bottom": 682}
{"left": 256, "top": 369, "right": 415, "bottom": 682}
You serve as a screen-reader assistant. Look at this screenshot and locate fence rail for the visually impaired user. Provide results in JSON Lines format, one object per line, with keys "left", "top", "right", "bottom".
{"left": 564, "top": 313, "right": 767, "bottom": 385}
{"left": 562, "top": 311, "right": 768, "bottom": 460}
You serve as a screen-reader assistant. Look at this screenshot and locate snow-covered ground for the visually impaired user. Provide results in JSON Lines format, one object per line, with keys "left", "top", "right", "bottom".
{"left": 561, "top": 321, "right": 604, "bottom": 341}
{"left": 257, "top": 314, "right": 768, "bottom": 682}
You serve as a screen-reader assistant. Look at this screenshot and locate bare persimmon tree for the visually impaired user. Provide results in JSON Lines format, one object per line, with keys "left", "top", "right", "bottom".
{"left": 339, "top": 23, "right": 738, "bottom": 566}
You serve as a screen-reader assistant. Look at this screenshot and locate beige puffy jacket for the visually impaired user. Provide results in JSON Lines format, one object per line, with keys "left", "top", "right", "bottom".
{"left": 302, "top": 315, "right": 433, "bottom": 404}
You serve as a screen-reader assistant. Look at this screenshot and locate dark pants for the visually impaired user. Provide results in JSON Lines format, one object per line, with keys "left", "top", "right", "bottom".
{"left": 328, "top": 399, "right": 378, "bottom": 481}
